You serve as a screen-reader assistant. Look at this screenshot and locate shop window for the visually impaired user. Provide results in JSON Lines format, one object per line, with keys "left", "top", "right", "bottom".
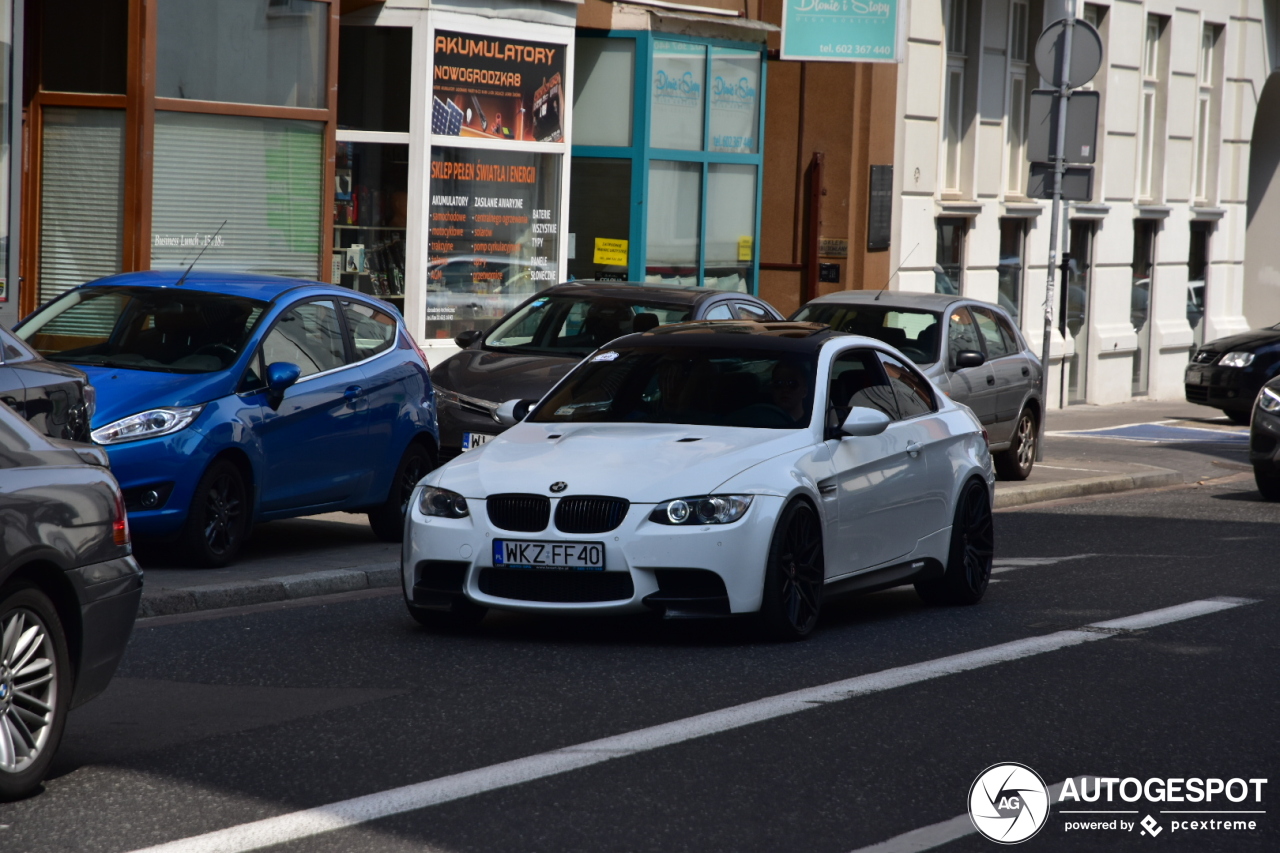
{"left": 39, "top": 108, "right": 125, "bottom": 305}
{"left": 332, "top": 141, "right": 408, "bottom": 304}
{"left": 425, "top": 147, "right": 561, "bottom": 340}
{"left": 705, "top": 164, "right": 755, "bottom": 292}
{"left": 157, "top": 0, "right": 328, "bottom": 109}
{"left": 996, "top": 219, "right": 1025, "bottom": 325}
{"left": 709, "top": 47, "right": 760, "bottom": 154}
{"left": 40, "top": 0, "right": 128, "bottom": 95}
{"left": 573, "top": 38, "right": 634, "bottom": 147}
{"left": 935, "top": 218, "right": 966, "bottom": 294}
{"left": 338, "top": 27, "right": 411, "bottom": 133}
{"left": 151, "top": 112, "right": 324, "bottom": 278}
{"left": 1065, "top": 220, "right": 1093, "bottom": 403}
{"left": 1188, "top": 222, "right": 1210, "bottom": 346}
{"left": 650, "top": 40, "right": 706, "bottom": 151}
{"left": 645, "top": 161, "right": 701, "bottom": 284}
{"left": 1131, "top": 220, "right": 1158, "bottom": 395}
{"left": 568, "top": 158, "right": 631, "bottom": 281}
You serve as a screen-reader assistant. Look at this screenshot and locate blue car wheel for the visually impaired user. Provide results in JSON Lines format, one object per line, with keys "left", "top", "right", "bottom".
{"left": 368, "top": 442, "right": 435, "bottom": 542}
{"left": 179, "top": 459, "right": 249, "bottom": 567}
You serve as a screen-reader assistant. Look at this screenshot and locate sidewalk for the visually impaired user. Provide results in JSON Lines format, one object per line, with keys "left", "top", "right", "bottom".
{"left": 135, "top": 398, "right": 1253, "bottom": 618}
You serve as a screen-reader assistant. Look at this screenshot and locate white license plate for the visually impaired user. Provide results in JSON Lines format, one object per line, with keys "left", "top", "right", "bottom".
{"left": 462, "top": 432, "right": 493, "bottom": 451}
{"left": 493, "top": 539, "right": 606, "bottom": 571}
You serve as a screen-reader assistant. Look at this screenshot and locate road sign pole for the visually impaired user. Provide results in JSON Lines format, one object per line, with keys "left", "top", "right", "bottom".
{"left": 1036, "top": 2, "right": 1076, "bottom": 462}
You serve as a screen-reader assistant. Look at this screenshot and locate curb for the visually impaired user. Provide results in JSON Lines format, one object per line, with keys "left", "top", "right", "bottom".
{"left": 137, "top": 563, "right": 401, "bottom": 618}
{"left": 993, "top": 468, "right": 1185, "bottom": 509}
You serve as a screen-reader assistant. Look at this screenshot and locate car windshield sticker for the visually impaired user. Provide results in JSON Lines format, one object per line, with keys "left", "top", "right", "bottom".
{"left": 591, "top": 351, "right": 619, "bottom": 362}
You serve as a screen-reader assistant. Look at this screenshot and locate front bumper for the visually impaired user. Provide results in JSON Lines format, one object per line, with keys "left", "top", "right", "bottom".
{"left": 1184, "top": 365, "right": 1263, "bottom": 411}
{"left": 103, "top": 427, "right": 215, "bottom": 538}
{"left": 69, "top": 555, "right": 143, "bottom": 708}
{"left": 403, "top": 493, "right": 785, "bottom": 616}
{"left": 436, "top": 397, "right": 508, "bottom": 461}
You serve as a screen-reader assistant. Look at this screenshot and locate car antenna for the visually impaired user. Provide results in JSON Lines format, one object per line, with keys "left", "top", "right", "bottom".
{"left": 874, "top": 242, "right": 919, "bottom": 301}
{"left": 174, "top": 220, "right": 228, "bottom": 287}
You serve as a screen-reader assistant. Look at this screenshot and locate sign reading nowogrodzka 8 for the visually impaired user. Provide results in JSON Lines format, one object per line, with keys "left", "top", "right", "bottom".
{"left": 432, "top": 31, "right": 565, "bottom": 143}
{"left": 780, "top": 0, "right": 902, "bottom": 63}
{"left": 968, "top": 764, "right": 1269, "bottom": 844}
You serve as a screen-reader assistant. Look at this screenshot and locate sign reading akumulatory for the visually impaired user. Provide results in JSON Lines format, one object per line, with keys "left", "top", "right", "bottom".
{"left": 426, "top": 147, "right": 560, "bottom": 339}
{"left": 432, "top": 32, "right": 565, "bottom": 143}
{"left": 780, "top": 0, "right": 902, "bottom": 63}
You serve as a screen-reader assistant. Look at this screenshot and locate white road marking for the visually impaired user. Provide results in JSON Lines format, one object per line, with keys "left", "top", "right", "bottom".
{"left": 846, "top": 777, "right": 1092, "bottom": 853}
{"left": 128, "top": 598, "right": 1259, "bottom": 853}
{"left": 992, "top": 554, "right": 1097, "bottom": 573}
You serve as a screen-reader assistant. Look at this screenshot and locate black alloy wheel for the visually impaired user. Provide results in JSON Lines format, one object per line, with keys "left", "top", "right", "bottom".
{"left": 759, "top": 501, "right": 824, "bottom": 640}
{"left": 1255, "top": 464, "right": 1280, "bottom": 501}
{"left": 369, "top": 442, "right": 435, "bottom": 542}
{"left": 916, "top": 479, "right": 994, "bottom": 606}
{"left": 180, "top": 459, "right": 249, "bottom": 568}
{"left": 994, "top": 408, "right": 1037, "bottom": 481}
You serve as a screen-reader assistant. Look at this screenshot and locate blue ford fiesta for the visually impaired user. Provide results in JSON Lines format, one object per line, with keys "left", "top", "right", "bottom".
{"left": 14, "top": 271, "right": 439, "bottom": 566}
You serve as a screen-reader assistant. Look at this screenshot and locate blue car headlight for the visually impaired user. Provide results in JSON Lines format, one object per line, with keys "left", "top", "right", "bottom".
{"left": 1219, "top": 351, "right": 1256, "bottom": 368}
{"left": 91, "top": 405, "right": 204, "bottom": 445}
{"left": 419, "top": 486, "right": 469, "bottom": 518}
{"left": 650, "top": 495, "right": 753, "bottom": 525}
{"left": 1259, "top": 387, "right": 1280, "bottom": 414}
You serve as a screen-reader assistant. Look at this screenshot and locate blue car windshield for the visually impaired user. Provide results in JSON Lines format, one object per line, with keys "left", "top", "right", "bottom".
{"left": 529, "top": 346, "right": 817, "bottom": 429}
{"left": 18, "top": 286, "right": 268, "bottom": 374}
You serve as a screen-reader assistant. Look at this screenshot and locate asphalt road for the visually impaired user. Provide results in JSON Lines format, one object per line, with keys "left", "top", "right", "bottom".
{"left": 1, "top": 475, "right": 1276, "bottom": 852}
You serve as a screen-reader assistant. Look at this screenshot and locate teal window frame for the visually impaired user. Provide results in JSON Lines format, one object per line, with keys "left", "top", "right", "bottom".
{"left": 572, "top": 30, "right": 767, "bottom": 293}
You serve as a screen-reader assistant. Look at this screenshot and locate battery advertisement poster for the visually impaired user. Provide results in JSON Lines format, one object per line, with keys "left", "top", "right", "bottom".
{"left": 432, "top": 32, "right": 565, "bottom": 143}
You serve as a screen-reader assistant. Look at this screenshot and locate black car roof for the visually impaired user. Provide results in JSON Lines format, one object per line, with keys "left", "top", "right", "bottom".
{"left": 608, "top": 321, "right": 842, "bottom": 352}
{"left": 544, "top": 281, "right": 745, "bottom": 304}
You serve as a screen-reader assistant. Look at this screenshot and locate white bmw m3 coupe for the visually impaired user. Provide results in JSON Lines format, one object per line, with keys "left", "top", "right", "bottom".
{"left": 402, "top": 321, "right": 995, "bottom": 638}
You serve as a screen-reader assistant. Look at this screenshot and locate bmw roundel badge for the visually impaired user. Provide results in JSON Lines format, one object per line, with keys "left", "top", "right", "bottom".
{"left": 550, "top": 481, "right": 568, "bottom": 493}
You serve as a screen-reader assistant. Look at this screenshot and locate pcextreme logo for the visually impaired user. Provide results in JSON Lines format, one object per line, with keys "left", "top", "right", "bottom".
{"left": 969, "top": 763, "right": 1051, "bottom": 844}
{"left": 968, "top": 765, "right": 1268, "bottom": 844}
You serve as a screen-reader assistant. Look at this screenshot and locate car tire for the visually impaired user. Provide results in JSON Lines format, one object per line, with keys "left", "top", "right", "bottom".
{"left": 1225, "top": 410, "right": 1252, "bottom": 426}
{"left": 369, "top": 442, "right": 436, "bottom": 543}
{"left": 758, "top": 500, "right": 824, "bottom": 640}
{"left": 407, "top": 599, "right": 487, "bottom": 631}
{"left": 0, "top": 583, "right": 72, "bottom": 801}
{"left": 1255, "top": 464, "right": 1280, "bottom": 501}
{"left": 179, "top": 459, "right": 249, "bottom": 568}
{"left": 915, "top": 479, "right": 994, "bottom": 606}
{"left": 994, "top": 408, "right": 1037, "bottom": 481}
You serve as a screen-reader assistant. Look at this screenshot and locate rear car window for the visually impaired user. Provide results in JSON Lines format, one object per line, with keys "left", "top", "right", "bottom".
{"left": 342, "top": 301, "right": 397, "bottom": 361}
{"left": 792, "top": 303, "right": 941, "bottom": 366}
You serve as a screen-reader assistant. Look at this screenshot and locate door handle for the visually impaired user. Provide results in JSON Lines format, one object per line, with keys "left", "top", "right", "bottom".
{"left": 1021, "top": 366, "right": 1031, "bottom": 377}
{"left": 986, "top": 374, "right": 996, "bottom": 385}
{"left": 344, "top": 385, "right": 364, "bottom": 402}
{"left": 905, "top": 440, "right": 922, "bottom": 458}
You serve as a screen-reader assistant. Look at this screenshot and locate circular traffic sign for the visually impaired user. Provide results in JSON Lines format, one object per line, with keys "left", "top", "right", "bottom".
{"left": 1034, "top": 18, "right": 1103, "bottom": 89}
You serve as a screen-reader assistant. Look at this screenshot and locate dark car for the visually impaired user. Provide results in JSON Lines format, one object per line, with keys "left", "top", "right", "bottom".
{"left": 15, "top": 271, "right": 439, "bottom": 566}
{"left": 1185, "top": 323, "right": 1280, "bottom": 424}
{"left": 792, "top": 291, "right": 1043, "bottom": 480}
{"left": 1250, "top": 377, "right": 1280, "bottom": 499}
{"left": 0, "top": 401, "right": 141, "bottom": 799}
{"left": 431, "top": 281, "right": 784, "bottom": 460}
{"left": 0, "top": 324, "right": 93, "bottom": 442}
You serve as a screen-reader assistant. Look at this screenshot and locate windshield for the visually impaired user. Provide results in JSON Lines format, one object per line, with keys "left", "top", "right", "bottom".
{"left": 486, "top": 295, "right": 693, "bottom": 356}
{"left": 18, "top": 286, "right": 267, "bottom": 374}
{"left": 529, "top": 346, "right": 817, "bottom": 429}
{"left": 792, "top": 304, "right": 941, "bottom": 366}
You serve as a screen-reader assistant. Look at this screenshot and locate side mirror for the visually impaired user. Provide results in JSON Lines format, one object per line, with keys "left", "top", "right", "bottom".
{"left": 840, "top": 406, "right": 892, "bottom": 437}
{"left": 494, "top": 398, "right": 533, "bottom": 427}
{"left": 954, "top": 350, "right": 986, "bottom": 369}
{"left": 454, "top": 329, "right": 483, "bottom": 349}
{"left": 265, "top": 362, "right": 301, "bottom": 409}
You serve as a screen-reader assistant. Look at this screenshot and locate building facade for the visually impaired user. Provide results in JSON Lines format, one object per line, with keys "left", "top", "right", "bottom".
{"left": 890, "top": 0, "right": 1279, "bottom": 407}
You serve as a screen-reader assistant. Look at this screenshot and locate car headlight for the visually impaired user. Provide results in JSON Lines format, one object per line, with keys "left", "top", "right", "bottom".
{"left": 649, "top": 495, "right": 753, "bottom": 525}
{"left": 1219, "top": 351, "right": 1256, "bottom": 368}
{"left": 91, "top": 405, "right": 204, "bottom": 445}
{"left": 1259, "top": 386, "right": 1280, "bottom": 413}
{"left": 419, "top": 486, "right": 469, "bottom": 518}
